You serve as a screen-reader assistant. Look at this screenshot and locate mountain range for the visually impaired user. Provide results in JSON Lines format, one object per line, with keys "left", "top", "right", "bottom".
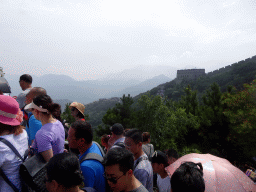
{"left": 4, "top": 65, "right": 177, "bottom": 110}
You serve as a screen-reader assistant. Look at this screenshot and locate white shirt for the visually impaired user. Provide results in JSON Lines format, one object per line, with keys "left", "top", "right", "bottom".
{"left": 0, "top": 131, "right": 28, "bottom": 192}
{"left": 16, "top": 88, "right": 31, "bottom": 109}
{"left": 157, "top": 174, "right": 171, "bottom": 192}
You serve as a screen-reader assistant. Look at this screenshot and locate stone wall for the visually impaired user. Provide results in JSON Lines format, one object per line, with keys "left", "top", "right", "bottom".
{"left": 177, "top": 69, "right": 205, "bottom": 80}
{"left": 207, "top": 55, "right": 256, "bottom": 77}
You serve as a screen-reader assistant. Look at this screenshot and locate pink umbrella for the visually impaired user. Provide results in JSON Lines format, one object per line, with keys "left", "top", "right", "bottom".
{"left": 165, "top": 153, "right": 255, "bottom": 192}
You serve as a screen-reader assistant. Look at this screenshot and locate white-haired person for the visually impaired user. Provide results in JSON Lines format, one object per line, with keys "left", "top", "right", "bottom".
{"left": 0, "top": 95, "right": 28, "bottom": 192}
{"left": 25, "top": 94, "right": 65, "bottom": 162}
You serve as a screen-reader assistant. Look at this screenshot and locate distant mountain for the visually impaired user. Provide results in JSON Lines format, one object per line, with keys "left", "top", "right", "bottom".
{"left": 119, "top": 74, "right": 171, "bottom": 96}
{"left": 98, "top": 65, "right": 178, "bottom": 81}
{"left": 5, "top": 72, "right": 173, "bottom": 104}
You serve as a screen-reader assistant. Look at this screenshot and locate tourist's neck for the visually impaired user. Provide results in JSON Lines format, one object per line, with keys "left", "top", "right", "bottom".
{"left": 134, "top": 149, "right": 144, "bottom": 160}
{"left": 79, "top": 143, "right": 93, "bottom": 155}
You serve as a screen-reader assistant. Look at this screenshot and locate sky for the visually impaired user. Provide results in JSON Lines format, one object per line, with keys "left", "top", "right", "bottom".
{"left": 1, "top": 0, "right": 256, "bottom": 81}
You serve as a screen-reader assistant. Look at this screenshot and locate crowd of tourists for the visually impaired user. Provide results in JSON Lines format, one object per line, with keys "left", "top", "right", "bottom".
{"left": 1, "top": 73, "right": 244, "bottom": 192}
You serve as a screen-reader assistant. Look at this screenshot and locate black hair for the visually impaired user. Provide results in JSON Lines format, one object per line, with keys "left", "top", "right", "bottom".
{"left": 33, "top": 94, "right": 61, "bottom": 116}
{"left": 166, "top": 149, "right": 179, "bottom": 159}
{"left": 101, "top": 134, "right": 110, "bottom": 144}
{"left": 77, "top": 110, "right": 84, "bottom": 118}
{"left": 20, "top": 74, "right": 32, "bottom": 83}
{"left": 46, "top": 153, "right": 84, "bottom": 188}
{"left": 70, "top": 120, "right": 93, "bottom": 144}
{"left": 142, "top": 132, "right": 150, "bottom": 142}
{"left": 103, "top": 147, "right": 134, "bottom": 173}
{"left": 171, "top": 162, "right": 205, "bottom": 192}
{"left": 125, "top": 128, "right": 143, "bottom": 144}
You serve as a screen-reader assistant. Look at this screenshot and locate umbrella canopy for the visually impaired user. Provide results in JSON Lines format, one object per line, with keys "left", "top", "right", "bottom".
{"left": 165, "top": 153, "right": 255, "bottom": 192}
{"left": 0, "top": 77, "right": 11, "bottom": 93}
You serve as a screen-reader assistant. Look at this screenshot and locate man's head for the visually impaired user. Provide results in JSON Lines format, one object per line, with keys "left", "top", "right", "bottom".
{"left": 110, "top": 123, "right": 124, "bottom": 136}
{"left": 151, "top": 150, "right": 169, "bottom": 174}
{"left": 25, "top": 87, "right": 47, "bottom": 105}
{"left": 103, "top": 148, "right": 134, "bottom": 192}
{"left": 19, "top": 74, "right": 32, "bottom": 91}
{"left": 69, "top": 102, "right": 85, "bottom": 119}
{"left": 124, "top": 129, "right": 143, "bottom": 157}
{"left": 142, "top": 132, "right": 151, "bottom": 143}
{"left": 171, "top": 162, "right": 205, "bottom": 192}
{"left": 166, "top": 149, "right": 179, "bottom": 165}
{"left": 68, "top": 120, "right": 93, "bottom": 150}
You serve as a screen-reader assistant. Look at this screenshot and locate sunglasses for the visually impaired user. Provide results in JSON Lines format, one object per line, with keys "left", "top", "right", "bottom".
{"left": 103, "top": 172, "right": 124, "bottom": 184}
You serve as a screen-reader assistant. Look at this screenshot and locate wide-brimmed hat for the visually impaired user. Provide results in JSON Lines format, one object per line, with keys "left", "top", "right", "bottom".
{"left": 0, "top": 95, "right": 20, "bottom": 126}
{"left": 69, "top": 102, "right": 85, "bottom": 117}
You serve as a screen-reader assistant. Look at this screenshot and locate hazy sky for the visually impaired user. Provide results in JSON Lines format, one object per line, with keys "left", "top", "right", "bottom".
{"left": 1, "top": 0, "right": 255, "bottom": 80}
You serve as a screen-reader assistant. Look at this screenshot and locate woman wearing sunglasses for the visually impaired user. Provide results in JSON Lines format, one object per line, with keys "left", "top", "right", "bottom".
{"left": 25, "top": 94, "right": 65, "bottom": 162}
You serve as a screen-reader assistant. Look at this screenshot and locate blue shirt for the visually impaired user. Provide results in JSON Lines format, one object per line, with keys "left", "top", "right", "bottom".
{"left": 134, "top": 153, "right": 153, "bottom": 192}
{"left": 25, "top": 112, "right": 42, "bottom": 146}
{"left": 79, "top": 143, "right": 105, "bottom": 192}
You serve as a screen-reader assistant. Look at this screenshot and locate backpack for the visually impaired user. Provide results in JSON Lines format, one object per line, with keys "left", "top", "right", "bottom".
{"left": 113, "top": 141, "right": 125, "bottom": 149}
{"left": 0, "top": 138, "right": 29, "bottom": 192}
{"left": 79, "top": 141, "right": 111, "bottom": 192}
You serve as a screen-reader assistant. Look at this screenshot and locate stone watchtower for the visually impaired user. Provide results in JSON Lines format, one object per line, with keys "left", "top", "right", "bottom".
{"left": 175, "top": 69, "right": 205, "bottom": 84}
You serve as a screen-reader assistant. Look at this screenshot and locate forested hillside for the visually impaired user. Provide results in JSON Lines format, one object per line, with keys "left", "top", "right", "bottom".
{"left": 149, "top": 55, "right": 256, "bottom": 102}
{"left": 84, "top": 55, "right": 256, "bottom": 131}
{"left": 92, "top": 55, "right": 256, "bottom": 167}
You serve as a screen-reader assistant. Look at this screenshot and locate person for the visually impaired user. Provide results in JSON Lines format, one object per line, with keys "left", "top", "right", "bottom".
{"left": 69, "top": 102, "right": 86, "bottom": 121}
{"left": 103, "top": 147, "right": 148, "bottom": 192}
{"left": 101, "top": 134, "right": 110, "bottom": 153}
{"left": 45, "top": 153, "right": 85, "bottom": 192}
{"left": 166, "top": 149, "right": 179, "bottom": 165}
{"left": 0, "top": 95, "right": 28, "bottom": 192}
{"left": 25, "top": 94, "right": 65, "bottom": 162}
{"left": 67, "top": 120, "right": 105, "bottom": 192}
{"left": 171, "top": 162, "right": 205, "bottom": 192}
{"left": 16, "top": 74, "right": 33, "bottom": 109}
{"left": 24, "top": 87, "right": 46, "bottom": 146}
{"left": 109, "top": 123, "right": 125, "bottom": 149}
{"left": 151, "top": 150, "right": 171, "bottom": 192}
{"left": 142, "top": 132, "right": 154, "bottom": 158}
{"left": 125, "top": 129, "right": 153, "bottom": 192}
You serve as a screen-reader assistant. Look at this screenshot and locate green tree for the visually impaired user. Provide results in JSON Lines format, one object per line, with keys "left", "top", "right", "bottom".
{"left": 135, "top": 94, "right": 199, "bottom": 151}
{"left": 200, "top": 82, "right": 230, "bottom": 155}
{"left": 97, "top": 94, "right": 136, "bottom": 137}
{"left": 61, "top": 103, "right": 75, "bottom": 125}
{"left": 178, "top": 85, "right": 199, "bottom": 116}
{"left": 222, "top": 79, "right": 256, "bottom": 161}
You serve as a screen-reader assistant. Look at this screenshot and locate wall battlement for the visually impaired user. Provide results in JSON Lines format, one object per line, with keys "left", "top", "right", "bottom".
{"left": 207, "top": 55, "right": 256, "bottom": 77}
{"left": 174, "top": 55, "right": 256, "bottom": 84}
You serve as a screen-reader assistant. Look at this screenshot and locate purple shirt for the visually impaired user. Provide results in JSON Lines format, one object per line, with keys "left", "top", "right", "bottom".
{"left": 32, "top": 120, "right": 65, "bottom": 155}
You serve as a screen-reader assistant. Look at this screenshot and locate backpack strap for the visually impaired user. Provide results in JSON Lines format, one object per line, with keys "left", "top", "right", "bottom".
{"left": 92, "top": 141, "right": 105, "bottom": 157}
{"left": 26, "top": 112, "right": 33, "bottom": 128}
{"left": 0, "top": 137, "right": 26, "bottom": 192}
{"left": 0, "top": 169, "right": 19, "bottom": 192}
{"left": 79, "top": 153, "right": 104, "bottom": 164}
{"left": 134, "top": 156, "right": 149, "bottom": 170}
{"left": 114, "top": 142, "right": 125, "bottom": 148}
{"left": 0, "top": 138, "right": 26, "bottom": 162}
